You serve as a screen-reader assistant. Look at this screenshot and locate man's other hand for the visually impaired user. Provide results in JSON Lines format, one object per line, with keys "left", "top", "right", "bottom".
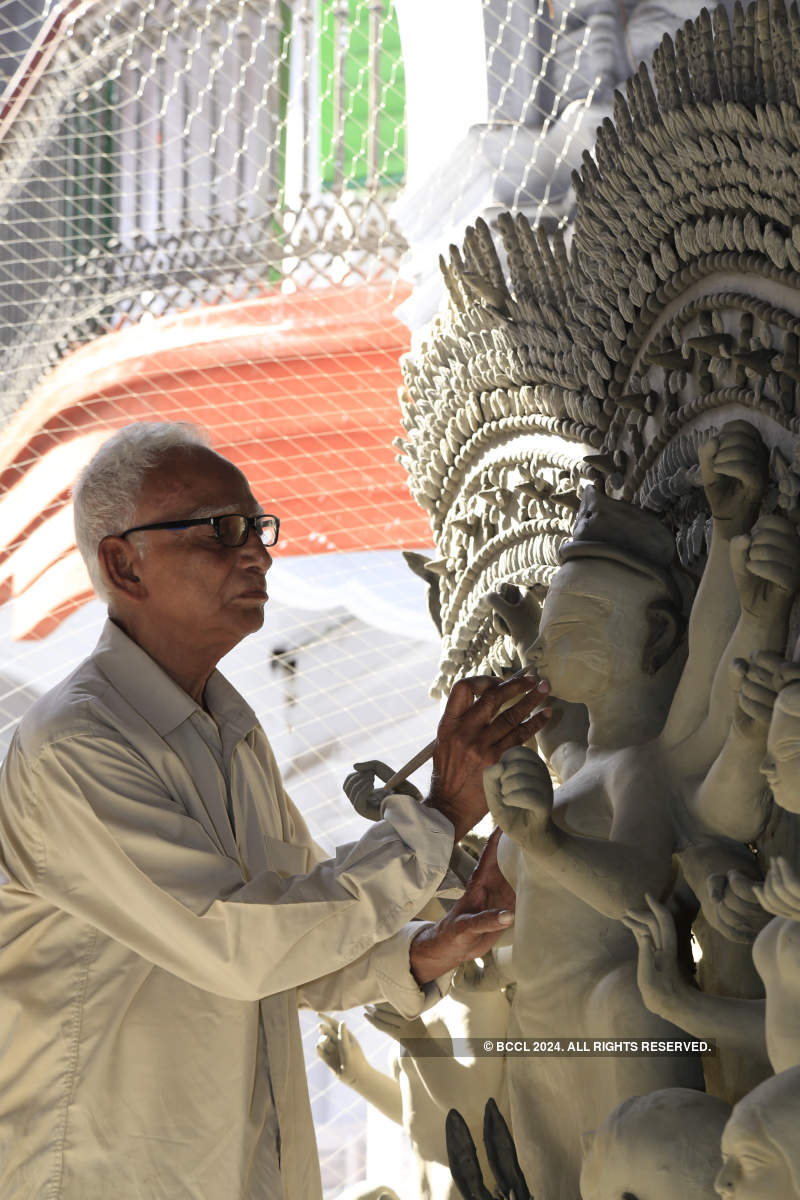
{"left": 409, "top": 829, "right": 515, "bottom": 986}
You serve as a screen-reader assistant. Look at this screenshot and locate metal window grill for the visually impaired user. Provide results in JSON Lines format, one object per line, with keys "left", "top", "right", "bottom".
{"left": 0, "top": 0, "right": 708, "bottom": 1194}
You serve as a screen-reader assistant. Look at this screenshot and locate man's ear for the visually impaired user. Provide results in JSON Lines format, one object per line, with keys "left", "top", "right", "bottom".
{"left": 97, "top": 536, "right": 147, "bottom": 600}
{"left": 642, "top": 599, "right": 684, "bottom": 675}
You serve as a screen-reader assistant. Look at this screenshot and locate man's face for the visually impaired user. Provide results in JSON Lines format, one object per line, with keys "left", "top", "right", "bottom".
{"left": 121, "top": 445, "right": 271, "bottom": 657}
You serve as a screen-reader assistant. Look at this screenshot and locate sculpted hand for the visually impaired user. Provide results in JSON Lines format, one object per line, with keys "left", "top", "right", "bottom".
{"left": 699, "top": 420, "right": 767, "bottom": 539}
{"left": 363, "top": 1005, "right": 434, "bottom": 1053}
{"left": 731, "top": 515, "right": 800, "bottom": 623}
{"left": 343, "top": 759, "right": 423, "bottom": 821}
{"left": 454, "top": 946, "right": 510, "bottom": 994}
{"left": 706, "top": 869, "right": 771, "bottom": 942}
{"left": 409, "top": 829, "right": 516, "bottom": 985}
{"left": 316, "top": 1015, "right": 370, "bottom": 1086}
{"left": 487, "top": 584, "right": 542, "bottom": 665}
{"left": 622, "top": 895, "right": 692, "bottom": 1018}
{"left": 755, "top": 856, "right": 800, "bottom": 921}
{"left": 484, "top": 745, "right": 553, "bottom": 853}
{"left": 731, "top": 651, "right": 787, "bottom": 737}
{"left": 428, "top": 674, "right": 551, "bottom": 839}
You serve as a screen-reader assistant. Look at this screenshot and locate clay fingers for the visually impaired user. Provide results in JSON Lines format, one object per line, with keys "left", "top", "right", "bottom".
{"left": 758, "top": 856, "right": 800, "bottom": 920}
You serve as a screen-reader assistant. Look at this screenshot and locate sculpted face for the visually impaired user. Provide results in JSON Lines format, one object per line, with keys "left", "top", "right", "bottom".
{"left": 580, "top": 1090, "right": 730, "bottom": 1200}
{"left": 580, "top": 1131, "right": 673, "bottom": 1200}
{"left": 528, "top": 560, "right": 661, "bottom": 703}
{"left": 761, "top": 690, "right": 800, "bottom": 814}
{"left": 715, "top": 1105, "right": 797, "bottom": 1199}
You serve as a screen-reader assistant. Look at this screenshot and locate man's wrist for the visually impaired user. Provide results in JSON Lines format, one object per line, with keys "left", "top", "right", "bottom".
{"left": 409, "top": 924, "right": 437, "bottom": 987}
{"left": 422, "top": 795, "right": 470, "bottom": 843}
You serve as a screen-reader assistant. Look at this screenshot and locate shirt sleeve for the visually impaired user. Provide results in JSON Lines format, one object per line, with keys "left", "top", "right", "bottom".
{"left": 298, "top": 921, "right": 455, "bottom": 1018}
{"left": 0, "top": 730, "right": 454, "bottom": 1003}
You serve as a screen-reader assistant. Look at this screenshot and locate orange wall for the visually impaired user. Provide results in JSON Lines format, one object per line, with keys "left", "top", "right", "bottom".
{"left": 0, "top": 283, "right": 430, "bottom": 638}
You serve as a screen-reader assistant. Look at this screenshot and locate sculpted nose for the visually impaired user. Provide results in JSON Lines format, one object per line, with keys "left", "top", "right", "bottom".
{"left": 760, "top": 752, "right": 776, "bottom": 781}
{"left": 526, "top": 637, "right": 544, "bottom": 665}
{"left": 713, "top": 1161, "right": 736, "bottom": 1197}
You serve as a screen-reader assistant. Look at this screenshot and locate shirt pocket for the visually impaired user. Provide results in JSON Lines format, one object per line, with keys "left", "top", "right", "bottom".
{"left": 263, "top": 835, "right": 310, "bottom": 878}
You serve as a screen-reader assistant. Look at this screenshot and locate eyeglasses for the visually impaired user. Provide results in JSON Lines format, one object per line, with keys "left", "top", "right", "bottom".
{"left": 118, "top": 513, "right": 280, "bottom": 548}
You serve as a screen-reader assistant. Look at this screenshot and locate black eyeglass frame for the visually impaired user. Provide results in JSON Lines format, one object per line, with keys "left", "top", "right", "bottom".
{"left": 118, "top": 513, "right": 280, "bottom": 548}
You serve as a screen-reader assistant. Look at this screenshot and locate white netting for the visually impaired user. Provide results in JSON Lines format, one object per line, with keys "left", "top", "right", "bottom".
{"left": 0, "top": 0, "right": 700, "bottom": 1194}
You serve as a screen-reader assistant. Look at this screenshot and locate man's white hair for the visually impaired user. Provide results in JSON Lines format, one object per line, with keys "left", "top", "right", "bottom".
{"left": 73, "top": 421, "right": 211, "bottom": 602}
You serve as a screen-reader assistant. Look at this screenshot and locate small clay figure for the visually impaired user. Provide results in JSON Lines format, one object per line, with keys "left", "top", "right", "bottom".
{"left": 580, "top": 1087, "right": 731, "bottom": 1200}
{"left": 317, "top": 949, "right": 514, "bottom": 1200}
{"left": 714, "top": 1066, "right": 800, "bottom": 1198}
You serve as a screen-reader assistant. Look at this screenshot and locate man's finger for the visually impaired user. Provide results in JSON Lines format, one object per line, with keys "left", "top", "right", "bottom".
{"left": 452, "top": 910, "right": 515, "bottom": 941}
{"left": 483, "top": 687, "right": 545, "bottom": 738}
{"left": 461, "top": 830, "right": 515, "bottom": 909}
{"left": 466, "top": 827, "right": 502, "bottom": 886}
{"left": 440, "top": 675, "right": 506, "bottom": 720}
{"left": 469, "top": 675, "right": 547, "bottom": 726}
{"left": 491, "top": 708, "right": 552, "bottom": 754}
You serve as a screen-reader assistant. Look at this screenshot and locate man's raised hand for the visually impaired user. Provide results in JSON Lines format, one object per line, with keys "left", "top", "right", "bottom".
{"left": 427, "top": 674, "right": 550, "bottom": 839}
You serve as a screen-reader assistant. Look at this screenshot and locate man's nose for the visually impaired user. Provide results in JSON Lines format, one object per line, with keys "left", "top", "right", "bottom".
{"left": 760, "top": 752, "right": 776, "bottom": 780}
{"left": 241, "top": 529, "right": 272, "bottom": 567}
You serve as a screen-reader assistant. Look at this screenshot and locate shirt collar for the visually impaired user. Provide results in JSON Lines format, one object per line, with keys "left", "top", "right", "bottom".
{"left": 91, "top": 619, "right": 258, "bottom": 741}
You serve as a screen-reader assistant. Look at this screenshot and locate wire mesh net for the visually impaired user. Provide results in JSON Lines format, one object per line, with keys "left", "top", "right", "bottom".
{"left": 0, "top": 0, "right": 689, "bottom": 1194}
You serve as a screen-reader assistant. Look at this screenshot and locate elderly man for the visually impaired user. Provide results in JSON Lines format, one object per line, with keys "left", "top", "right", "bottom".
{"left": 0, "top": 423, "right": 547, "bottom": 1200}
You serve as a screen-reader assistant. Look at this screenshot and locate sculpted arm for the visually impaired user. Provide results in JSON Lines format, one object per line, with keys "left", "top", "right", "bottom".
{"left": 662, "top": 421, "right": 767, "bottom": 752}
{"left": 365, "top": 953, "right": 508, "bottom": 1120}
{"left": 364, "top": 1004, "right": 474, "bottom": 1116}
{"left": 676, "top": 839, "right": 769, "bottom": 943}
{"left": 485, "top": 747, "right": 674, "bottom": 919}
{"left": 677, "top": 515, "right": 800, "bottom": 774}
{"left": 316, "top": 1016, "right": 403, "bottom": 1124}
{"left": 691, "top": 653, "right": 790, "bottom": 842}
{"left": 622, "top": 897, "right": 768, "bottom": 1059}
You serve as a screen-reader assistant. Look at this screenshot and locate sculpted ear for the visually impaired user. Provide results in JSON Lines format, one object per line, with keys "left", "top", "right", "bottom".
{"left": 97, "top": 536, "right": 147, "bottom": 601}
{"left": 642, "top": 599, "right": 684, "bottom": 675}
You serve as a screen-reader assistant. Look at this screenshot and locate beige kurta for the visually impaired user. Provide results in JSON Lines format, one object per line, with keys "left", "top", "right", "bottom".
{"left": 0, "top": 621, "right": 454, "bottom": 1199}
